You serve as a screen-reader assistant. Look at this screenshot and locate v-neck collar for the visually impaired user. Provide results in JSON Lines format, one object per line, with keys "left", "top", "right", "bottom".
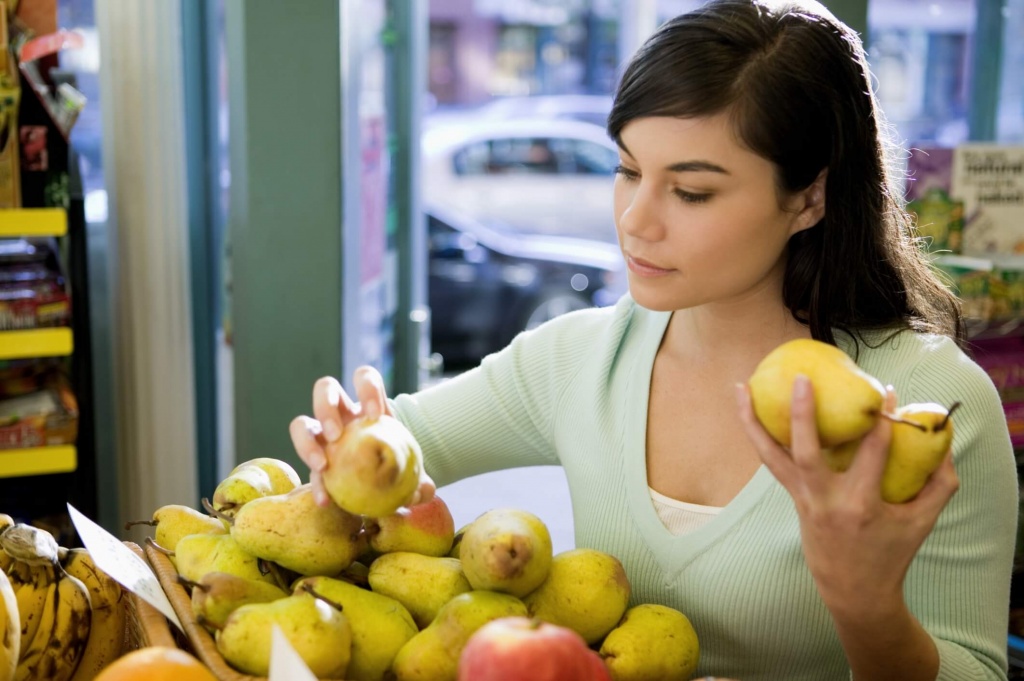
{"left": 623, "top": 309, "right": 778, "bottom": 576}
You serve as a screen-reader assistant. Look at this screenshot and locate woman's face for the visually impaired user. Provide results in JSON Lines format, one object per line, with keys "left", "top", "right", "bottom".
{"left": 613, "top": 114, "right": 818, "bottom": 313}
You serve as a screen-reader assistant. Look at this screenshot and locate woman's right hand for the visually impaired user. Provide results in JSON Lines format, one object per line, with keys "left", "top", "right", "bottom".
{"left": 290, "top": 366, "right": 436, "bottom": 508}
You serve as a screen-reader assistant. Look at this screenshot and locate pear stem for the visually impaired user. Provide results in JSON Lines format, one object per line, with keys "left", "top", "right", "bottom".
{"left": 144, "top": 536, "right": 175, "bottom": 557}
{"left": 197, "top": 615, "right": 223, "bottom": 632}
{"left": 177, "top": 575, "right": 206, "bottom": 591}
{"left": 124, "top": 520, "right": 157, "bottom": 530}
{"left": 201, "top": 497, "right": 234, "bottom": 526}
{"left": 261, "top": 560, "right": 292, "bottom": 593}
{"left": 879, "top": 412, "right": 928, "bottom": 432}
{"left": 300, "top": 583, "right": 344, "bottom": 613}
{"left": 939, "top": 402, "right": 962, "bottom": 431}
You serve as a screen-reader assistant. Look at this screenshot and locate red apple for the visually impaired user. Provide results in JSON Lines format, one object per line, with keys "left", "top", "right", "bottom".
{"left": 366, "top": 495, "right": 455, "bottom": 556}
{"left": 458, "top": 616, "right": 609, "bottom": 681}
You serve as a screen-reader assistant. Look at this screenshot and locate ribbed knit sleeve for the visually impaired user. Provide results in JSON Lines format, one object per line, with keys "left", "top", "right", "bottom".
{"left": 897, "top": 337, "right": 1018, "bottom": 681}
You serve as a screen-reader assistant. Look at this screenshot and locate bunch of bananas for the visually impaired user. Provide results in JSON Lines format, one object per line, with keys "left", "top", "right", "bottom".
{"left": 0, "top": 513, "right": 126, "bottom": 681}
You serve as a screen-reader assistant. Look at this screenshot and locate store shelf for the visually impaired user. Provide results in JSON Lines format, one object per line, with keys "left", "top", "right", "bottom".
{"left": 0, "top": 209, "right": 68, "bottom": 237}
{"left": 0, "top": 328, "right": 74, "bottom": 360}
{"left": 0, "top": 445, "right": 77, "bottom": 478}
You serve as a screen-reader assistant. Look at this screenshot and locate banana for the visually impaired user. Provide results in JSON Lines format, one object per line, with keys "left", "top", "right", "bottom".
{"left": 0, "top": 568, "right": 20, "bottom": 681}
{"left": 62, "top": 550, "right": 125, "bottom": 681}
{"left": 7, "top": 562, "right": 55, "bottom": 652}
{"left": 0, "top": 551, "right": 12, "bottom": 574}
{"left": 14, "top": 572, "right": 91, "bottom": 681}
{"left": 0, "top": 526, "right": 59, "bottom": 568}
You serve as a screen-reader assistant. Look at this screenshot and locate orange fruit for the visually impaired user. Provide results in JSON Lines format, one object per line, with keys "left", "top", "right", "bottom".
{"left": 95, "top": 647, "right": 218, "bottom": 681}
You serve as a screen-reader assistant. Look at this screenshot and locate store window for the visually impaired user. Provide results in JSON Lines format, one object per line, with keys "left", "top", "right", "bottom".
{"left": 998, "top": 0, "right": 1024, "bottom": 142}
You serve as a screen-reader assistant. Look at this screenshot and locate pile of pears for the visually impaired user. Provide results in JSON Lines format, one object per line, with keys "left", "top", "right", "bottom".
{"left": 137, "top": 416, "right": 701, "bottom": 681}
{"left": 749, "top": 338, "right": 960, "bottom": 502}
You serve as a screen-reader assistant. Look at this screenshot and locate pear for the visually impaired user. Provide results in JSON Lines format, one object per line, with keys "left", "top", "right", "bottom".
{"left": 448, "top": 524, "right": 469, "bottom": 559}
{"left": 367, "top": 552, "right": 472, "bottom": 628}
{"left": 748, "top": 338, "right": 885, "bottom": 447}
{"left": 825, "top": 402, "right": 958, "bottom": 503}
{"left": 523, "top": 548, "right": 631, "bottom": 644}
{"left": 216, "top": 591, "right": 352, "bottom": 678}
{"left": 231, "top": 457, "right": 302, "bottom": 495}
{"left": 390, "top": 591, "right": 528, "bottom": 681}
{"left": 460, "top": 509, "right": 552, "bottom": 598}
{"left": 126, "top": 504, "right": 226, "bottom": 553}
{"left": 599, "top": 604, "right": 699, "bottom": 681}
{"left": 0, "top": 513, "right": 13, "bottom": 530}
{"left": 212, "top": 464, "right": 276, "bottom": 526}
{"left": 174, "top": 534, "right": 279, "bottom": 587}
{"left": 229, "top": 484, "right": 367, "bottom": 576}
{"left": 367, "top": 495, "right": 455, "bottom": 557}
{"left": 295, "top": 575, "right": 417, "bottom": 681}
{"left": 184, "top": 571, "right": 287, "bottom": 631}
{"left": 322, "top": 415, "right": 423, "bottom": 518}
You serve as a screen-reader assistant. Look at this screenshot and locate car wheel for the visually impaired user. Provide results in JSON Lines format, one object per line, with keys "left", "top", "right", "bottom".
{"left": 522, "top": 290, "right": 592, "bottom": 331}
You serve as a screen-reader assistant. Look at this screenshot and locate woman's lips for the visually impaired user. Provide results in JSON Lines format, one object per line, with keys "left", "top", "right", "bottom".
{"left": 626, "top": 254, "right": 674, "bottom": 277}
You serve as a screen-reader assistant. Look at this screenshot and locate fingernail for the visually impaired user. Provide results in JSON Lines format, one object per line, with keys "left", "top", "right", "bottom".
{"left": 308, "top": 450, "right": 327, "bottom": 472}
{"left": 794, "top": 374, "right": 810, "bottom": 398}
{"left": 326, "top": 383, "right": 341, "bottom": 408}
{"left": 323, "top": 420, "right": 342, "bottom": 442}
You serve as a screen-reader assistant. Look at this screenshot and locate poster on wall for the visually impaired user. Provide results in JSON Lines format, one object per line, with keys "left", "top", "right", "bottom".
{"left": 952, "top": 145, "right": 1024, "bottom": 255}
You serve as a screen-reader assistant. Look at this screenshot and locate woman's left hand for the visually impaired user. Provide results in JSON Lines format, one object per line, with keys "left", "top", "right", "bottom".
{"left": 734, "top": 374, "right": 959, "bottom": 615}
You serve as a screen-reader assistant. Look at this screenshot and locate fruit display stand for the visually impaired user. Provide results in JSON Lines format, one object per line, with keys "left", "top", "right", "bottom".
{"left": 143, "top": 541, "right": 339, "bottom": 681}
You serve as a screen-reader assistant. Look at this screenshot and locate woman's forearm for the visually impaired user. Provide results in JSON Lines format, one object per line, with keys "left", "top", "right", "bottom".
{"left": 829, "top": 595, "right": 939, "bottom": 681}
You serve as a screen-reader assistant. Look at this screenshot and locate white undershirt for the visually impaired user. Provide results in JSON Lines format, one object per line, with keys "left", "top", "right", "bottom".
{"left": 649, "top": 487, "right": 724, "bottom": 535}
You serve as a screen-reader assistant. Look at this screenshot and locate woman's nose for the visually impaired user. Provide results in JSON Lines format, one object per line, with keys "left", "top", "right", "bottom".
{"left": 617, "top": 184, "right": 664, "bottom": 241}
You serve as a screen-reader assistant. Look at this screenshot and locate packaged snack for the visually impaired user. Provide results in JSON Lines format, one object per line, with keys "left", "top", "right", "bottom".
{"left": 907, "top": 187, "right": 963, "bottom": 254}
{"left": 0, "top": 372, "right": 77, "bottom": 448}
{"left": 931, "top": 254, "right": 993, "bottom": 321}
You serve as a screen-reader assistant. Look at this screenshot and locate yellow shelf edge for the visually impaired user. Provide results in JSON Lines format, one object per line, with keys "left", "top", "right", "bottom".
{"left": 0, "top": 328, "right": 74, "bottom": 360}
{"left": 0, "top": 208, "right": 68, "bottom": 237}
{"left": 0, "top": 445, "right": 77, "bottom": 478}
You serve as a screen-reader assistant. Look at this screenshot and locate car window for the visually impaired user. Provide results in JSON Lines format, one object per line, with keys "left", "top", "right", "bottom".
{"left": 452, "top": 137, "right": 615, "bottom": 176}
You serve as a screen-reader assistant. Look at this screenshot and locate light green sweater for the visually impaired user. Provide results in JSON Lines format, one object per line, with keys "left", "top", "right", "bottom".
{"left": 392, "top": 295, "right": 1018, "bottom": 680}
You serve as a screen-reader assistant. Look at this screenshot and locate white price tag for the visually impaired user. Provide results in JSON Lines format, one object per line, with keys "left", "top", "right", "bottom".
{"left": 270, "top": 624, "right": 318, "bottom": 681}
{"left": 67, "top": 504, "right": 184, "bottom": 632}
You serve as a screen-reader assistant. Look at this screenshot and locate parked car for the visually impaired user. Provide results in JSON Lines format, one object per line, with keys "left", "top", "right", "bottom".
{"left": 427, "top": 202, "right": 625, "bottom": 369}
{"left": 422, "top": 117, "right": 620, "bottom": 244}
{"left": 425, "top": 94, "right": 614, "bottom": 130}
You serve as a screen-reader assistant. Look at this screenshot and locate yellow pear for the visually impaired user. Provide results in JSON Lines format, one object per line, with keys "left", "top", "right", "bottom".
{"left": 126, "top": 504, "right": 226, "bottom": 553}
{"left": 185, "top": 571, "right": 287, "bottom": 631}
{"left": 231, "top": 457, "right": 302, "bottom": 495}
{"left": 389, "top": 591, "right": 528, "bottom": 681}
{"left": 212, "top": 465, "right": 275, "bottom": 526}
{"left": 229, "top": 484, "right": 367, "bottom": 576}
{"left": 367, "top": 552, "right": 472, "bottom": 628}
{"left": 523, "top": 548, "right": 631, "bottom": 644}
{"left": 749, "top": 338, "right": 885, "bottom": 447}
{"left": 322, "top": 415, "right": 423, "bottom": 518}
{"left": 295, "top": 576, "right": 417, "bottom": 681}
{"left": 173, "top": 534, "right": 279, "bottom": 587}
{"left": 460, "top": 509, "right": 552, "bottom": 598}
{"left": 825, "top": 402, "right": 958, "bottom": 503}
{"left": 215, "top": 591, "right": 351, "bottom": 678}
{"left": 599, "top": 604, "right": 699, "bottom": 681}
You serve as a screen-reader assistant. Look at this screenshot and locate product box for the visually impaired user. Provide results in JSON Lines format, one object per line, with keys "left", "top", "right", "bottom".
{"left": 907, "top": 187, "right": 963, "bottom": 254}
{"left": 931, "top": 254, "right": 994, "bottom": 321}
{"left": 952, "top": 145, "right": 1024, "bottom": 255}
{"left": 0, "top": 373, "right": 77, "bottom": 448}
{"left": 0, "top": 2, "right": 22, "bottom": 209}
{"left": 990, "top": 256, "right": 1024, "bottom": 321}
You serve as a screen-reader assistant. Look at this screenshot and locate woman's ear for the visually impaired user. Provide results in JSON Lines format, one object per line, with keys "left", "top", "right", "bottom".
{"left": 790, "top": 168, "right": 828, "bottom": 235}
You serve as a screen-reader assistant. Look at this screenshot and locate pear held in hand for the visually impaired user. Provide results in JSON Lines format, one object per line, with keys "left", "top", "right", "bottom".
{"left": 749, "top": 338, "right": 885, "bottom": 447}
{"left": 599, "top": 604, "right": 699, "bottom": 681}
{"left": 322, "top": 415, "right": 423, "bottom": 518}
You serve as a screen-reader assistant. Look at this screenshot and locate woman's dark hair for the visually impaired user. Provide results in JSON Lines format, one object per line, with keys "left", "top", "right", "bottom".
{"left": 608, "top": 0, "right": 964, "bottom": 348}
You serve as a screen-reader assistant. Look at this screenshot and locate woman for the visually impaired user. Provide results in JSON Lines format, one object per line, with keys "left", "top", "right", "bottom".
{"left": 291, "top": 1, "right": 1017, "bottom": 679}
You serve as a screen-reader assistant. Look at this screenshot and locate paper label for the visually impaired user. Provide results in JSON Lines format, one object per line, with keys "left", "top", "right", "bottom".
{"left": 270, "top": 624, "right": 318, "bottom": 681}
{"left": 67, "top": 504, "right": 184, "bottom": 632}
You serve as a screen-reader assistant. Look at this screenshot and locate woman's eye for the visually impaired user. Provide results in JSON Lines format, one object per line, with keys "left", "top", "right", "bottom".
{"left": 673, "top": 189, "right": 712, "bottom": 204}
{"left": 614, "top": 164, "right": 639, "bottom": 181}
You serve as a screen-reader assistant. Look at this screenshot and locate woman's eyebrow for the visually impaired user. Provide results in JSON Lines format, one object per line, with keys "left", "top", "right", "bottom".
{"left": 665, "top": 160, "right": 730, "bottom": 174}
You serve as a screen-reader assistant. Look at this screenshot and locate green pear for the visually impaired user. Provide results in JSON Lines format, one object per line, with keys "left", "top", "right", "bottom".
{"left": 825, "top": 402, "right": 958, "bottom": 503}
{"left": 232, "top": 457, "right": 302, "bottom": 494}
{"left": 748, "top": 338, "right": 885, "bottom": 447}
{"left": 322, "top": 415, "right": 423, "bottom": 518}
{"left": 523, "top": 548, "right": 631, "bottom": 644}
{"left": 174, "top": 534, "right": 278, "bottom": 587}
{"left": 367, "top": 495, "right": 455, "bottom": 557}
{"left": 126, "top": 504, "right": 226, "bottom": 553}
{"left": 229, "top": 484, "right": 367, "bottom": 576}
{"left": 186, "top": 571, "right": 287, "bottom": 631}
{"left": 294, "top": 575, "right": 417, "bottom": 681}
{"left": 599, "top": 604, "right": 699, "bottom": 681}
{"left": 460, "top": 508, "right": 552, "bottom": 598}
{"left": 390, "top": 591, "right": 528, "bottom": 681}
{"left": 212, "top": 465, "right": 276, "bottom": 526}
{"left": 216, "top": 591, "right": 352, "bottom": 678}
{"left": 367, "top": 552, "right": 472, "bottom": 628}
